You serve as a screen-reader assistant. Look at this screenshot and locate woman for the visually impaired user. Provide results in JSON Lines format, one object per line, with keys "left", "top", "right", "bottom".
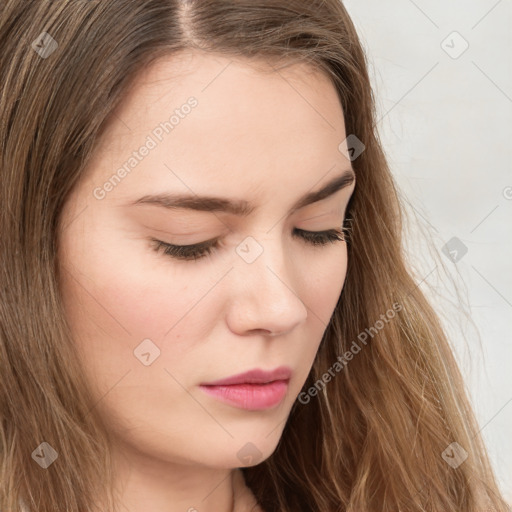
{"left": 0, "top": 1, "right": 509, "bottom": 511}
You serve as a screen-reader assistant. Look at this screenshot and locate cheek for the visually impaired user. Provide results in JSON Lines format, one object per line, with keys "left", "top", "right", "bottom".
{"left": 282, "top": 246, "right": 349, "bottom": 385}
{"left": 300, "top": 245, "right": 348, "bottom": 321}
{"left": 57, "top": 230, "right": 229, "bottom": 400}
{"left": 59, "top": 221, "right": 221, "bottom": 338}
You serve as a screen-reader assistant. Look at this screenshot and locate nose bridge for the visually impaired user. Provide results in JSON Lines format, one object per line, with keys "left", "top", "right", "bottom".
{"left": 228, "top": 233, "right": 309, "bottom": 335}
{"left": 235, "top": 233, "right": 289, "bottom": 287}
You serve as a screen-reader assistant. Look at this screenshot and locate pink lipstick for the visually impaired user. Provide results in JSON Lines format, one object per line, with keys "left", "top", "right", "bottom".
{"left": 199, "top": 367, "right": 291, "bottom": 410}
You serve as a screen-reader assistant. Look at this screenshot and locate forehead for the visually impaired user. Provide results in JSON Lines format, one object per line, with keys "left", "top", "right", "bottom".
{"left": 84, "top": 50, "right": 350, "bottom": 206}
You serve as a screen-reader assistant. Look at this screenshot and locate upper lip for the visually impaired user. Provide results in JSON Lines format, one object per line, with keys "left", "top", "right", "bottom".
{"left": 201, "top": 366, "right": 292, "bottom": 386}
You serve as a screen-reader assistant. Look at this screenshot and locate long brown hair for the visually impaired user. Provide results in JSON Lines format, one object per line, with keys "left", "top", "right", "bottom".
{"left": 0, "top": 1, "right": 509, "bottom": 511}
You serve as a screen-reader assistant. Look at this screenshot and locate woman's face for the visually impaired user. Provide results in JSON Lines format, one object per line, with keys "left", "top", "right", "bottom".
{"left": 57, "top": 50, "right": 356, "bottom": 470}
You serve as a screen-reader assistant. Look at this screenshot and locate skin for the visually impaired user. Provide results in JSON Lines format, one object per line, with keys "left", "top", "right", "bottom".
{"left": 57, "top": 50, "right": 356, "bottom": 512}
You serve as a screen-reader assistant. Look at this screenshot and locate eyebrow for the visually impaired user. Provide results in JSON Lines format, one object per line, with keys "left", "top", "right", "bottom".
{"left": 129, "top": 168, "right": 355, "bottom": 216}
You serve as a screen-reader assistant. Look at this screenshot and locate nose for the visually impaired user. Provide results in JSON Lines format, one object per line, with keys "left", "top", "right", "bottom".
{"left": 225, "top": 237, "right": 309, "bottom": 337}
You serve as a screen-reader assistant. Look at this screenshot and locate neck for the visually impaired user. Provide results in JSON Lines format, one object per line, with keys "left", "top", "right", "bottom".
{"left": 109, "top": 444, "right": 236, "bottom": 512}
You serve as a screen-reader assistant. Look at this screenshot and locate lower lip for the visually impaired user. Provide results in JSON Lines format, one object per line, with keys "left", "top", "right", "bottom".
{"left": 199, "top": 380, "right": 289, "bottom": 410}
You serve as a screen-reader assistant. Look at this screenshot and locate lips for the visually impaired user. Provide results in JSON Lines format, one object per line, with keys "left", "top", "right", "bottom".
{"left": 199, "top": 366, "right": 292, "bottom": 410}
{"left": 201, "top": 366, "right": 292, "bottom": 386}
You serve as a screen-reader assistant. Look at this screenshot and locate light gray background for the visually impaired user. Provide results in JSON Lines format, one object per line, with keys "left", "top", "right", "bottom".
{"left": 343, "top": 0, "right": 511, "bottom": 502}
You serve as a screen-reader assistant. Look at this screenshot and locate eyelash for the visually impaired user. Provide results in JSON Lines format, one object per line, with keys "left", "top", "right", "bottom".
{"left": 150, "top": 225, "right": 350, "bottom": 262}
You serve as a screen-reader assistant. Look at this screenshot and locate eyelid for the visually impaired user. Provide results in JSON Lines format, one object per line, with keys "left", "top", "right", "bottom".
{"left": 144, "top": 205, "right": 349, "bottom": 248}
{"left": 150, "top": 222, "right": 351, "bottom": 262}
{"left": 160, "top": 236, "right": 220, "bottom": 250}
{"left": 144, "top": 207, "right": 347, "bottom": 245}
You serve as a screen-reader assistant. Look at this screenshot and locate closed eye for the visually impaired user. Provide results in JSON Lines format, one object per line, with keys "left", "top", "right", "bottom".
{"left": 150, "top": 225, "right": 350, "bottom": 262}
